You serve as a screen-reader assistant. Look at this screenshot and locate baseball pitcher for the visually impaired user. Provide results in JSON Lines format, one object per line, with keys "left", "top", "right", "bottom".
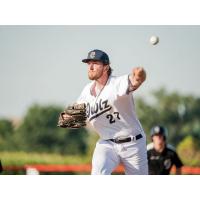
{"left": 58, "top": 49, "right": 148, "bottom": 175}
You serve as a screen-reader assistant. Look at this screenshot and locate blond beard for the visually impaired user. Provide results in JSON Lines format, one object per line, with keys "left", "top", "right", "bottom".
{"left": 88, "top": 70, "right": 104, "bottom": 80}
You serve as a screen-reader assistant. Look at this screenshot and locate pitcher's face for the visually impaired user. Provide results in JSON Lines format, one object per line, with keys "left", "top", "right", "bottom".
{"left": 87, "top": 61, "right": 105, "bottom": 80}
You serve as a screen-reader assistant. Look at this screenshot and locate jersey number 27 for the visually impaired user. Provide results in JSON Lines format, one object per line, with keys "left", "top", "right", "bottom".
{"left": 106, "top": 112, "right": 120, "bottom": 124}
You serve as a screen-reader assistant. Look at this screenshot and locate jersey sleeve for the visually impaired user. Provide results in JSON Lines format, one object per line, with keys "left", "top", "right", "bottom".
{"left": 115, "top": 74, "right": 130, "bottom": 97}
{"left": 172, "top": 151, "right": 183, "bottom": 168}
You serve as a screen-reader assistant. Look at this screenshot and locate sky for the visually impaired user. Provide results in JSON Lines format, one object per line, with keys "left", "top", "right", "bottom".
{"left": 1, "top": 25, "right": 200, "bottom": 118}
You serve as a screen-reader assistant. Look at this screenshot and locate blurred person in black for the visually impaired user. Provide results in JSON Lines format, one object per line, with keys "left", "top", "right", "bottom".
{"left": 0, "top": 160, "right": 3, "bottom": 173}
{"left": 147, "top": 125, "right": 183, "bottom": 175}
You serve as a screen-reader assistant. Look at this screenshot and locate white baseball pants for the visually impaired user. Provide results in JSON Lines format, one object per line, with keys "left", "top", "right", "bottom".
{"left": 91, "top": 135, "right": 148, "bottom": 175}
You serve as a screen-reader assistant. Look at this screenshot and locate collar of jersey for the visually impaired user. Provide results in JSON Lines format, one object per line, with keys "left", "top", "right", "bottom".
{"left": 90, "top": 75, "right": 112, "bottom": 97}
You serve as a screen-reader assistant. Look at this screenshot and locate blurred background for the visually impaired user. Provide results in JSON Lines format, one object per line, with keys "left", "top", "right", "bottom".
{"left": 0, "top": 25, "right": 200, "bottom": 174}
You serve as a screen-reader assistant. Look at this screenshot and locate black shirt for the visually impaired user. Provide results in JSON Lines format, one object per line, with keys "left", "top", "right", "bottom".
{"left": 0, "top": 160, "right": 2, "bottom": 173}
{"left": 147, "top": 145, "right": 183, "bottom": 175}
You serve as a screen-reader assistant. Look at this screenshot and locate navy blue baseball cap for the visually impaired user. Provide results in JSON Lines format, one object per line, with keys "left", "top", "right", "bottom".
{"left": 82, "top": 49, "right": 110, "bottom": 65}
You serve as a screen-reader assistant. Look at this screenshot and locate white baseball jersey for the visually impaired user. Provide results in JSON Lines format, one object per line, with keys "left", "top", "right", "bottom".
{"left": 77, "top": 74, "right": 145, "bottom": 140}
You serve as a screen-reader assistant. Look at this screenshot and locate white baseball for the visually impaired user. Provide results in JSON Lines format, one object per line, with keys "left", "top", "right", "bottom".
{"left": 150, "top": 35, "right": 159, "bottom": 45}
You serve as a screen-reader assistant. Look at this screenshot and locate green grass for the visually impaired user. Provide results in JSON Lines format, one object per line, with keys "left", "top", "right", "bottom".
{"left": 0, "top": 151, "right": 91, "bottom": 166}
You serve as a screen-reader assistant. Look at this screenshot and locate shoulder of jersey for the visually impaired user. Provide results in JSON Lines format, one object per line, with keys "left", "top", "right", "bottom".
{"left": 111, "top": 74, "right": 129, "bottom": 84}
{"left": 105, "top": 75, "right": 117, "bottom": 86}
{"left": 109, "top": 75, "right": 116, "bottom": 81}
{"left": 146, "top": 142, "right": 154, "bottom": 151}
{"left": 83, "top": 81, "right": 94, "bottom": 91}
{"left": 166, "top": 144, "right": 176, "bottom": 151}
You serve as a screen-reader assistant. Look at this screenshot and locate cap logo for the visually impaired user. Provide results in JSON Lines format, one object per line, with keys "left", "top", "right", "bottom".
{"left": 154, "top": 126, "right": 160, "bottom": 133}
{"left": 90, "top": 51, "right": 96, "bottom": 59}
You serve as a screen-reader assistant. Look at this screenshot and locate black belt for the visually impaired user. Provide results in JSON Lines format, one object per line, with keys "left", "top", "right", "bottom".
{"left": 108, "top": 134, "right": 143, "bottom": 144}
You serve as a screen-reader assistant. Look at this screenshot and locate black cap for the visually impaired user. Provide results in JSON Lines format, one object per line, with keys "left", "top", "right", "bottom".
{"left": 82, "top": 49, "right": 110, "bottom": 65}
{"left": 150, "top": 125, "right": 168, "bottom": 139}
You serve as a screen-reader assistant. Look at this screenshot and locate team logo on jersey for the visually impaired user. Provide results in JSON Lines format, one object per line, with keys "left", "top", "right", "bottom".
{"left": 86, "top": 99, "right": 112, "bottom": 121}
{"left": 90, "top": 51, "right": 96, "bottom": 59}
{"left": 164, "top": 159, "right": 172, "bottom": 170}
{"left": 150, "top": 156, "right": 160, "bottom": 160}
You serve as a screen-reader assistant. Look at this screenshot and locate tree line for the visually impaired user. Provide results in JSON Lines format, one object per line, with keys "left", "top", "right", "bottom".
{"left": 0, "top": 88, "right": 200, "bottom": 165}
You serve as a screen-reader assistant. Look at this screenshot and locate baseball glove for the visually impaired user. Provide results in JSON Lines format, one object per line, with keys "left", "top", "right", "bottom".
{"left": 57, "top": 103, "right": 87, "bottom": 129}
